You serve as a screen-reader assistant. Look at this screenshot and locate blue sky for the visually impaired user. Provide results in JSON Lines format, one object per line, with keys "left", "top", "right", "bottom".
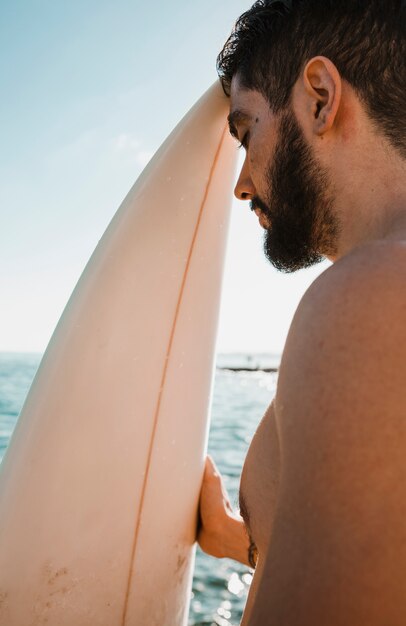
{"left": 0, "top": 0, "right": 329, "bottom": 354}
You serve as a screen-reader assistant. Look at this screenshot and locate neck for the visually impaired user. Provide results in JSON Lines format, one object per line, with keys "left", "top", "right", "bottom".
{"left": 329, "top": 141, "right": 406, "bottom": 261}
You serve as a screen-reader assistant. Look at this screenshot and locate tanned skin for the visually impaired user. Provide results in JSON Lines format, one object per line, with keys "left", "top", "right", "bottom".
{"left": 197, "top": 57, "right": 406, "bottom": 625}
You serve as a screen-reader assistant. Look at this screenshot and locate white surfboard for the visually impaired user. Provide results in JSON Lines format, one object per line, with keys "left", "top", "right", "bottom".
{"left": 0, "top": 82, "right": 236, "bottom": 626}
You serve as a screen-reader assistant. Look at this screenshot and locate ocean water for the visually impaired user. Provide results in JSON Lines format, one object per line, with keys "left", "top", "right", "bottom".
{"left": 0, "top": 352, "right": 279, "bottom": 626}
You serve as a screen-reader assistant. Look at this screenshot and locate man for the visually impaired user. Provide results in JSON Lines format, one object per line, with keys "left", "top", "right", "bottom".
{"left": 197, "top": 1, "right": 406, "bottom": 624}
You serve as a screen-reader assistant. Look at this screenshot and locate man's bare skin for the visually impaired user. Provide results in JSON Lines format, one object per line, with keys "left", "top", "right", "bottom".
{"left": 197, "top": 42, "right": 406, "bottom": 626}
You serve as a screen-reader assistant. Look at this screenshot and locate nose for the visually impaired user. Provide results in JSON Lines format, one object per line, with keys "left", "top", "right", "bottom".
{"left": 234, "top": 155, "right": 256, "bottom": 201}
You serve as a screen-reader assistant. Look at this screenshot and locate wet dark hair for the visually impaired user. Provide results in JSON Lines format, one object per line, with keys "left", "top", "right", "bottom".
{"left": 217, "top": 0, "right": 406, "bottom": 158}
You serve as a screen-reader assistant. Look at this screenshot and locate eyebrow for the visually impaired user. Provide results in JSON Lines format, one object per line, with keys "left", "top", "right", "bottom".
{"left": 227, "top": 110, "right": 251, "bottom": 139}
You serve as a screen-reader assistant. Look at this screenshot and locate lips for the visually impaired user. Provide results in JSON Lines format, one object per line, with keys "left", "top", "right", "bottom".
{"left": 254, "top": 208, "right": 269, "bottom": 229}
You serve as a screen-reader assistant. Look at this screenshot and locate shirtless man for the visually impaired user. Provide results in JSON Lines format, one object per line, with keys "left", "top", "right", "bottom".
{"left": 197, "top": 1, "right": 406, "bottom": 624}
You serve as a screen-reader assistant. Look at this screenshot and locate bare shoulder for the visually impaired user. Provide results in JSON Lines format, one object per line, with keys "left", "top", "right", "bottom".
{"left": 277, "top": 239, "right": 406, "bottom": 424}
{"left": 275, "top": 238, "right": 406, "bottom": 485}
{"left": 255, "top": 240, "right": 406, "bottom": 624}
{"left": 286, "top": 237, "right": 406, "bottom": 345}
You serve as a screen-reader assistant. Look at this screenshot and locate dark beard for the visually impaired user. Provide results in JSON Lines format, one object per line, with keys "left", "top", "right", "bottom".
{"left": 251, "top": 110, "right": 339, "bottom": 273}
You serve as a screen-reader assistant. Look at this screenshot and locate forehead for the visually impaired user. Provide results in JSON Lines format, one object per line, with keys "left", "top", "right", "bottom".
{"left": 229, "top": 75, "right": 272, "bottom": 123}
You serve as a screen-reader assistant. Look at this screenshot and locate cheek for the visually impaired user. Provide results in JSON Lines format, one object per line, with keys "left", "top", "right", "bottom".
{"left": 249, "top": 145, "right": 272, "bottom": 192}
{"left": 248, "top": 119, "right": 278, "bottom": 192}
{"left": 253, "top": 129, "right": 277, "bottom": 169}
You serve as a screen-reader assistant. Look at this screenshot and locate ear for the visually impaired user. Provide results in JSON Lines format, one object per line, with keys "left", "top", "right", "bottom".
{"left": 301, "top": 56, "right": 342, "bottom": 136}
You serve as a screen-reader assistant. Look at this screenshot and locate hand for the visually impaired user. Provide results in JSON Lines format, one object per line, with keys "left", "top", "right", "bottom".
{"left": 197, "top": 455, "right": 251, "bottom": 565}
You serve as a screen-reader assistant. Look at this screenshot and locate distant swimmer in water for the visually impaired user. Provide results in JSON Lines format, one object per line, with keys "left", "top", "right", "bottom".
{"left": 197, "top": 1, "right": 406, "bottom": 624}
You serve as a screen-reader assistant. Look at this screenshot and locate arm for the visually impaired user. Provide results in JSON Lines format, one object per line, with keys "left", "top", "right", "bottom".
{"left": 245, "top": 252, "right": 406, "bottom": 624}
{"left": 197, "top": 456, "right": 252, "bottom": 566}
